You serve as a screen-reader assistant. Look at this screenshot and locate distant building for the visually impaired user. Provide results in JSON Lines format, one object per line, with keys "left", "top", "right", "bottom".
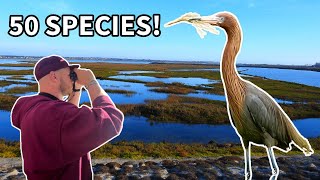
{"left": 314, "top": 63, "right": 320, "bottom": 67}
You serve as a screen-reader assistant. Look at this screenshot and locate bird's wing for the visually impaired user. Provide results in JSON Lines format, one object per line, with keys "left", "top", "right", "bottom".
{"left": 244, "top": 82, "right": 291, "bottom": 144}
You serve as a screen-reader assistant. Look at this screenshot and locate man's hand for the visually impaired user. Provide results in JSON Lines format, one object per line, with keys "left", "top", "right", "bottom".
{"left": 73, "top": 68, "right": 96, "bottom": 86}
{"left": 73, "top": 68, "right": 106, "bottom": 103}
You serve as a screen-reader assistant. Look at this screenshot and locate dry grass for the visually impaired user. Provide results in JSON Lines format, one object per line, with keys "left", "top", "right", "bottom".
{"left": 147, "top": 82, "right": 196, "bottom": 94}
{"left": 104, "top": 89, "right": 136, "bottom": 96}
{"left": 118, "top": 95, "right": 229, "bottom": 124}
{"left": 246, "top": 77, "right": 320, "bottom": 102}
{"left": 0, "top": 94, "right": 18, "bottom": 111}
{"left": 1, "top": 137, "right": 319, "bottom": 159}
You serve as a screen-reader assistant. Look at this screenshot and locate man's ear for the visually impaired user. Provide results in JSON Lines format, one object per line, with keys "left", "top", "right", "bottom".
{"left": 48, "top": 71, "right": 58, "bottom": 82}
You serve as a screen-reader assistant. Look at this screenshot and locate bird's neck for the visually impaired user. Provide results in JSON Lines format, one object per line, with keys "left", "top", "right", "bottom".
{"left": 221, "top": 24, "right": 245, "bottom": 109}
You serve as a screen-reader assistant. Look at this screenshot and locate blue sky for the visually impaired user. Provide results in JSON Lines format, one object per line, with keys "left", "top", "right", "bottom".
{"left": 0, "top": 0, "right": 319, "bottom": 65}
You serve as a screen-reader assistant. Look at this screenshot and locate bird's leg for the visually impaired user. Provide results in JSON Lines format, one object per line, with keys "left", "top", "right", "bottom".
{"left": 267, "top": 147, "right": 279, "bottom": 180}
{"left": 244, "top": 143, "right": 252, "bottom": 180}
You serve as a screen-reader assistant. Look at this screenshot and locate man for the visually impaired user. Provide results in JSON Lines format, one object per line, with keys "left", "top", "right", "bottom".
{"left": 11, "top": 55, "right": 124, "bottom": 180}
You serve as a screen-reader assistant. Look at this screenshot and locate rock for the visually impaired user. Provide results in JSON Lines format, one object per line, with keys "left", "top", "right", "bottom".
{"left": 139, "top": 162, "right": 146, "bottom": 167}
{"left": 195, "top": 160, "right": 211, "bottom": 169}
{"left": 1, "top": 169, "right": 19, "bottom": 180}
{"left": 253, "top": 170, "right": 269, "bottom": 179}
{"left": 145, "top": 161, "right": 157, "bottom": 166}
{"left": 122, "top": 161, "right": 135, "bottom": 168}
{"left": 116, "top": 174, "right": 129, "bottom": 180}
{"left": 93, "top": 175, "right": 103, "bottom": 180}
{"left": 166, "top": 174, "right": 181, "bottom": 180}
{"left": 202, "top": 172, "right": 217, "bottom": 180}
{"left": 218, "top": 156, "right": 242, "bottom": 165}
{"left": 179, "top": 172, "right": 197, "bottom": 180}
{"left": 307, "top": 163, "right": 317, "bottom": 172}
{"left": 277, "top": 157, "right": 288, "bottom": 165}
{"left": 161, "top": 160, "right": 176, "bottom": 168}
{"left": 253, "top": 157, "right": 270, "bottom": 166}
{"left": 150, "top": 174, "right": 164, "bottom": 180}
{"left": 173, "top": 163, "right": 193, "bottom": 172}
{"left": 227, "top": 166, "right": 244, "bottom": 176}
{"left": 94, "top": 163, "right": 110, "bottom": 173}
{"left": 154, "top": 169, "right": 168, "bottom": 179}
{"left": 106, "top": 162, "right": 121, "bottom": 170}
{"left": 122, "top": 166, "right": 134, "bottom": 174}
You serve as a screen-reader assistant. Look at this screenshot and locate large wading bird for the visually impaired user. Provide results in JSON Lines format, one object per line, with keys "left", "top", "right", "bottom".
{"left": 165, "top": 12, "right": 314, "bottom": 179}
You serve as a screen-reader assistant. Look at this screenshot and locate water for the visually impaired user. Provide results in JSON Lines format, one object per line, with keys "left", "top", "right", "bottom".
{"left": 69, "top": 59, "right": 151, "bottom": 64}
{"left": 0, "top": 59, "right": 31, "bottom": 64}
{"left": 0, "top": 84, "right": 29, "bottom": 93}
{"left": 119, "top": 71, "right": 160, "bottom": 75}
{"left": 110, "top": 75, "right": 218, "bottom": 87}
{"left": 0, "top": 75, "right": 36, "bottom": 83}
{"left": 186, "top": 91, "right": 293, "bottom": 104}
{"left": 115, "top": 116, "right": 238, "bottom": 143}
{"left": 0, "top": 65, "right": 319, "bottom": 143}
{"left": 1, "top": 110, "right": 319, "bottom": 143}
{"left": 170, "top": 68, "right": 219, "bottom": 72}
{"left": 0, "top": 110, "right": 20, "bottom": 140}
{"left": 80, "top": 80, "right": 168, "bottom": 104}
{"left": 187, "top": 91, "right": 226, "bottom": 102}
{"left": 238, "top": 67, "right": 320, "bottom": 87}
{"left": 0, "top": 66, "right": 33, "bottom": 70}
{"left": 1, "top": 76, "right": 294, "bottom": 104}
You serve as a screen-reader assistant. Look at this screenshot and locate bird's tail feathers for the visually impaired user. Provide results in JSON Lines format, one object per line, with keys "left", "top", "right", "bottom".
{"left": 290, "top": 130, "right": 314, "bottom": 156}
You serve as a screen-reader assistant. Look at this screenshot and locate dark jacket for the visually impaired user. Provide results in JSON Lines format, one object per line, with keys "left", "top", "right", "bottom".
{"left": 11, "top": 93, "right": 124, "bottom": 180}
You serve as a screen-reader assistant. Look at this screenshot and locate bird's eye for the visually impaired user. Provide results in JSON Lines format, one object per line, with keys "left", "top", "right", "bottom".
{"left": 218, "top": 17, "right": 225, "bottom": 23}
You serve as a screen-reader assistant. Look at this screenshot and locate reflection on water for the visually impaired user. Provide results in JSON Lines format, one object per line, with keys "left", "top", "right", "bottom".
{"left": 80, "top": 80, "right": 168, "bottom": 104}
{"left": 1, "top": 109, "right": 319, "bottom": 143}
{"left": 114, "top": 116, "right": 238, "bottom": 143}
{"left": 238, "top": 67, "right": 320, "bottom": 87}
{"left": 110, "top": 75, "right": 219, "bottom": 87}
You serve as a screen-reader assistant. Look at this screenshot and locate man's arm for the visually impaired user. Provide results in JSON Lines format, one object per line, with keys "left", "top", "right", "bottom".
{"left": 59, "top": 68, "right": 124, "bottom": 162}
{"left": 74, "top": 68, "right": 107, "bottom": 105}
{"left": 67, "top": 87, "right": 82, "bottom": 107}
{"left": 59, "top": 94, "right": 124, "bottom": 162}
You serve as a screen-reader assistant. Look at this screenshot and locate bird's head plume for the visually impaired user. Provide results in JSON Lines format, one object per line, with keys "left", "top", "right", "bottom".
{"left": 164, "top": 11, "right": 238, "bottom": 39}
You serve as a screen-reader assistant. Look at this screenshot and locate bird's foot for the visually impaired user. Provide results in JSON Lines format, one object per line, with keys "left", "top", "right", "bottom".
{"left": 245, "top": 172, "right": 252, "bottom": 180}
{"left": 270, "top": 168, "right": 279, "bottom": 180}
{"left": 269, "top": 174, "right": 278, "bottom": 180}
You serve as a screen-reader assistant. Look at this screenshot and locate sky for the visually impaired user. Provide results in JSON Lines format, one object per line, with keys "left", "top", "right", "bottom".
{"left": 0, "top": 0, "right": 319, "bottom": 65}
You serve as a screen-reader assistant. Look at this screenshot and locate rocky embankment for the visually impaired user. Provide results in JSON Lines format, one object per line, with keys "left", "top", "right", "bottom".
{"left": 0, "top": 155, "right": 319, "bottom": 179}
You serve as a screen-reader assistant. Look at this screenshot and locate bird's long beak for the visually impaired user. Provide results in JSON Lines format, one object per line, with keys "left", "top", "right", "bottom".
{"left": 165, "top": 18, "right": 185, "bottom": 27}
{"left": 195, "top": 15, "right": 223, "bottom": 26}
{"left": 164, "top": 13, "right": 223, "bottom": 28}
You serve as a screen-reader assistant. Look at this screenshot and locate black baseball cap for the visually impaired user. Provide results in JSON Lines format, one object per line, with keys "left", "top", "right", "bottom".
{"left": 34, "top": 55, "right": 79, "bottom": 81}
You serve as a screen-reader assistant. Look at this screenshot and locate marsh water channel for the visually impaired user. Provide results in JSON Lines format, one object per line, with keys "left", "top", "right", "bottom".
{"left": 0, "top": 59, "right": 319, "bottom": 143}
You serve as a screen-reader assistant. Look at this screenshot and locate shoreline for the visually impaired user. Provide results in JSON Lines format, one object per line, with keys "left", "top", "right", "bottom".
{"left": 0, "top": 155, "right": 319, "bottom": 179}
{"left": 0, "top": 57, "right": 319, "bottom": 72}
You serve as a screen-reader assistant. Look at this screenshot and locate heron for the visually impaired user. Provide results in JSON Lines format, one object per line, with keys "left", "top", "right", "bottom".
{"left": 165, "top": 12, "right": 314, "bottom": 179}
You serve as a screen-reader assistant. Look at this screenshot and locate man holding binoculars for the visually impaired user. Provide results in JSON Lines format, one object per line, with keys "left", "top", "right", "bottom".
{"left": 11, "top": 55, "right": 124, "bottom": 180}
